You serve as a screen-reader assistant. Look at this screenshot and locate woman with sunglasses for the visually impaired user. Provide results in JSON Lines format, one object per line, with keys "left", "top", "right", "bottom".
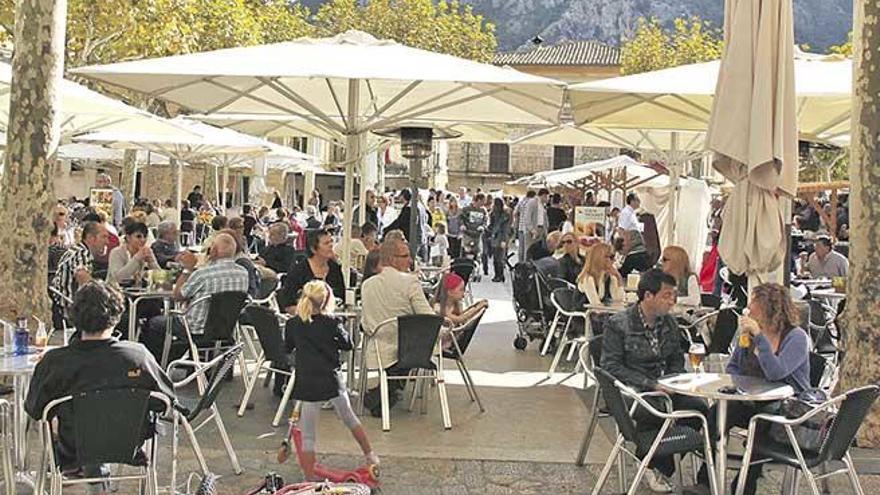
{"left": 659, "top": 245, "right": 701, "bottom": 306}
{"left": 106, "top": 221, "right": 159, "bottom": 287}
{"left": 576, "top": 242, "right": 624, "bottom": 306}
{"left": 557, "top": 232, "right": 584, "bottom": 284}
{"left": 53, "top": 205, "right": 75, "bottom": 247}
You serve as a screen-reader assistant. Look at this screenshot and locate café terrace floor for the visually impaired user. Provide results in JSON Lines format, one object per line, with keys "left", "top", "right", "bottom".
{"left": 24, "top": 279, "right": 880, "bottom": 494}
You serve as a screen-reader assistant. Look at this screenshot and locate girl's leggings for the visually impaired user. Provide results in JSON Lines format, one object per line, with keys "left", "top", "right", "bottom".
{"left": 299, "top": 380, "right": 361, "bottom": 452}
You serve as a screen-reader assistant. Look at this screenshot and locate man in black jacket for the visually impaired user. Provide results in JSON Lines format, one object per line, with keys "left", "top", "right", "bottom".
{"left": 26, "top": 281, "right": 176, "bottom": 491}
{"left": 600, "top": 268, "right": 706, "bottom": 487}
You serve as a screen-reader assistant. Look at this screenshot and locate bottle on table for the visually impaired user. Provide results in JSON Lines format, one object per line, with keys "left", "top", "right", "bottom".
{"left": 13, "top": 316, "right": 29, "bottom": 356}
{"left": 34, "top": 318, "right": 48, "bottom": 348}
{"left": 738, "top": 308, "right": 753, "bottom": 349}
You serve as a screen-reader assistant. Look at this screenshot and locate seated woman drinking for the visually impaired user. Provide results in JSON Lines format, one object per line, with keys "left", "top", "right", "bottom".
{"left": 698, "top": 282, "right": 810, "bottom": 495}
{"left": 576, "top": 242, "right": 624, "bottom": 306}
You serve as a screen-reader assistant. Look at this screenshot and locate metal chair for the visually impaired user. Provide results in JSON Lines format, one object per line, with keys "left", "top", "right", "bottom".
{"left": 0, "top": 399, "right": 14, "bottom": 495}
{"left": 167, "top": 345, "right": 245, "bottom": 491}
{"left": 442, "top": 308, "right": 487, "bottom": 413}
{"left": 370, "top": 314, "right": 448, "bottom": 432}
{"left": 591, "top": 367, "right": 718, "bottom": 495}
{"left": 34, "top": 389, "right": 173, "bottom": 495}
{"left": 735, "top": 384, "right": 880, "bottom": 495}
{"left": 574, "top": 335, "right": 606, "bottom": 466}
{"left": 170, "top": 290, "right": 250, "bottom": 378}
{"left": 236, "top": 305, "right": 296, "bottom": 426}
{"left": 544, "top": 288, "right": 588, "bottom": 376}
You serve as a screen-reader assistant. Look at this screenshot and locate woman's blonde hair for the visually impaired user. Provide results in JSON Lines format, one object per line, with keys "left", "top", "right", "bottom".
{"left": 662, "top": 246, "right": 692, "bottom": 287}
{"left": 751, "top": 283, "right": 800, "bottom": 336}
{"left": 578, "top": 242, "right": 613, "bottom": 286}
{"left": 295, "top": 280, "right": 336, "bottom": 324}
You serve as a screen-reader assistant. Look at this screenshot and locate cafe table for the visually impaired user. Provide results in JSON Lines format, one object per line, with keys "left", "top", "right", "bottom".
{"left": 0, "top": 346, "right": 55, "bottom": 490}
{"left": 810, "top": 288, "right": 846, "bottom": 304}
{"left": 336, "top": 305, "right": 363, "bottom": 393}
{"left": 657, "top": 372, "right": 794, "bottom": 495}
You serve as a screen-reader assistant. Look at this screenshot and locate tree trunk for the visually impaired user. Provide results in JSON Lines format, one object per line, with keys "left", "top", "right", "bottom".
{"left": 840, "top": 0, "right": 880, "bottom": 447}
{"left": 0, "top": 0, "right": 67, "bottom": 323}
{"left": 120, "top": 149, "right": 137, "bottom": 205}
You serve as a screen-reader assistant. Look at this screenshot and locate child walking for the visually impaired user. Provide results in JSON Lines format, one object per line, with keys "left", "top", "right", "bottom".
{"left": 286, "top": 280, "right": 379, "bottom": 479}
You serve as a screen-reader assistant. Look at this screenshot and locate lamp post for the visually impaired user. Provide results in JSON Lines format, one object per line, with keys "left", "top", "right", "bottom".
{"left": 374, "top": 126, "right": 460, "bottom": 257}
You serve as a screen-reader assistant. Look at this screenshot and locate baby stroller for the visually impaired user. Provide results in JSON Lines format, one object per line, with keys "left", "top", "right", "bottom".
{"left": 460, "top": 230, "right": 483, "bottom": 282}
{"left": 511, "top": 259, "right": 558, "bottom": 350}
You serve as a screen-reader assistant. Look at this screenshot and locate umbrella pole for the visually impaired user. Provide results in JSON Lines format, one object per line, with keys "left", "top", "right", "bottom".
{"left": 358, "top": 134, "right": 368, "bottom": 226}
{"left": 408, "top": 158, "right": 422, "bottom": 259}
{"left": 665, "top": 132, "right": 681, "bottom": 248}
{"left": 341, "top": 79, "right": 360, "bottom": 289}
{"left": 222, "top": 164, "right": 229, "bottom": 214}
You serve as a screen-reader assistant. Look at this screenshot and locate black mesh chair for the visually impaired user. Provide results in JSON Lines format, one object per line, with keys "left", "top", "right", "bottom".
{"left": 450, "top": 258, "right": 477, "bottom": 305}
{"left": 591, "top": 368, "right": 717, "bottom": 495}
{"left": 170, "top": 291, "right": 250, "bottom": 379}
{"left": 167, "top": 345, "right": 244, "bottom": 490}
{"left": 707, "top": 307, "right": 739, "bottom": 355}
{"left": 545, "top": 288, "right": 588, "bottom": 377}
{"left": 370, "top": 314, "right": 447, "bottom": 432}
{"left": 735, "top": 384, "right": 880, "bottom": 495}
{"left": 236, "top": 305, "right": 295, "bottom": 426}
{"left": 442, "top": 308, "right": 487, "bottom": 413}
{"left": 35, "top": 389, "right": 172, "bottom": 495}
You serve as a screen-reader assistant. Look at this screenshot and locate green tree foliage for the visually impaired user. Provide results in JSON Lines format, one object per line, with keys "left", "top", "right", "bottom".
{"left": 828, "top": 31, "right": 853, "bottom": 57}
{"left": 620, "top": 17, "right": 723, "bottom": 75}
{"left": 0, "top": 0, "right": 495, "bottom": 66}
{"left": 312, "top": 0, "right": 496, "bottom": 62}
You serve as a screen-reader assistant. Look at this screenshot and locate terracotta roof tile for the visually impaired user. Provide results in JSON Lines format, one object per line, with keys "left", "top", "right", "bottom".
{"left": 493, "top": 40, "right": 620, "bottom": 67}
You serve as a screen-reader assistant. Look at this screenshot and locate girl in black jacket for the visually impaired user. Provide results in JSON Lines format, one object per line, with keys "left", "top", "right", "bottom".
{"left": 285, "top": 280, "right": 379, "bottom": 479}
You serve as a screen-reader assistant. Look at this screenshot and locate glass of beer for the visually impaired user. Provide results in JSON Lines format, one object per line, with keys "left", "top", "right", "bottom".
{"left": 689, "top": 343, "right": 706, "bottom": 372}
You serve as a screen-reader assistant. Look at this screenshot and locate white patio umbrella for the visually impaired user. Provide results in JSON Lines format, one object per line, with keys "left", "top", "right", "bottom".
{"left": 76, "top": 120, "right": 269, "bottom": 220}
{"left": 74, "top": 30, "right": 567, "bottom": 282}
{"left": 0, "top": 61, "right": 199, "bottom": 145}
{"left": 706, "top": 0, "right": 798, "bottom": 288}
{"left": 509, "top": 154, "right": 667, "bottom": 188}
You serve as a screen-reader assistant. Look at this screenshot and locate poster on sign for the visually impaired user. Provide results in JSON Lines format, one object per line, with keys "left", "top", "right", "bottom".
{"left": 575, "top": 206, "right": 606, "bottom": 236}
{"left": 90, "top": 188, "right": 114, "bottom": 220}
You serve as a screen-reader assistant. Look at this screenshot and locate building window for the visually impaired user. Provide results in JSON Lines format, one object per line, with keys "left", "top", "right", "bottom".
{"left": 489, "top": 143, "right": 510, "bottom": 173}
{"left": 553, "top": 146, "right": 575, "bottom": 170}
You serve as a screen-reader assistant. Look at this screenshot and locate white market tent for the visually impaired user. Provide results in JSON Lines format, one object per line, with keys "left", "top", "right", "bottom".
{"left": 74, "top": 30, "right": 567, "bottom": 283}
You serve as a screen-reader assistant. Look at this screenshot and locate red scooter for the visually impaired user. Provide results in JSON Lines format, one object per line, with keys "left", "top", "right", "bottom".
{"left": 276, "top": 406, "right": 380, "bottom": 490}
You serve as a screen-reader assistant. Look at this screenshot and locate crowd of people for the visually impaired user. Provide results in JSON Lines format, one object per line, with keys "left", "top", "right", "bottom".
{"left": 34, "top": 172, "right": 848, "bottom": 495}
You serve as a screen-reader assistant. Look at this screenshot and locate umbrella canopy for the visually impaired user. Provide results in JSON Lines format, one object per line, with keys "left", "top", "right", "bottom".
{"left": 568, "top": 49, "right": 850, "bottom": 148}
{"left": 73, "top": 30, "right": 567, "bottom": 282}
{"left": 56, "top": 143, "right": 170, "bottom": 164}
{"left": 513, "top": 124, "right": 707, "bottom": 155}
{"left": 0, "top": 62, "right": 199, "bottom": 146}
{"left": 510, "top": 154, "right": 668, "bottom": 188}
{"left": 706, "top": 0, "right": 797, "bottom": 277}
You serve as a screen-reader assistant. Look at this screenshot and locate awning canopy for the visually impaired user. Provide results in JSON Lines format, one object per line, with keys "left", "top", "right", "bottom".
{"left": 568, "top": 49, "right": 850, "bottom": 146}
{"left": 510, "top": 154, "right": 668, "bottom": 189}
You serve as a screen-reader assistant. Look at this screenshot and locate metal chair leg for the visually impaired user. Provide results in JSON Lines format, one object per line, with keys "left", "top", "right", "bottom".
{"left": 541, "top": 313, "right": 562, "bottom": 356}
{"left": 181, "top": 417, "right": 210, "bottom": 475}
{"left": 591, "top": 434, "right": 624, "bottom": 495}
{"left": 380, "top": 368, "right": 391, "bottom": 432}
{"left": 238, "top": 356, "right": 265, "bottom": 417}
{"left": 436, "top": 363, "right": 452, "bottom": 430}
{"left": 272, "top": 373, "right": 296, "bottom": 427}
{"left": 843, "top": 452, "right": 865, "bottom": 495}
{"left": 210, "top": 404, "right": 242, "bottom": 474}
{"left": 575, "top": 385, "right": 601, "bottom": 466}
{"left": 456, "top": 361, "right": 476, "bottom": 402}
{"left": 459, "top": 359, "right": 485, "bottom": 412}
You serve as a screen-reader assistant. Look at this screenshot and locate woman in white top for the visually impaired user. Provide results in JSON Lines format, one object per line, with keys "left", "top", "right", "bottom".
{"left": 576, "top": 242, "right": 625, "bottom": 306}
{"left": 660, "top": 245, "right": 701, "bottom": 306}
{"left": 107, "top": 221, "right": 159, "bottom": 287}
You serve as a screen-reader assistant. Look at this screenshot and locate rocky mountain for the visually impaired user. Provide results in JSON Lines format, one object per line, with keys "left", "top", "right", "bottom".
{"left": 462, "top": 0, "right": 851, "bottom": 53}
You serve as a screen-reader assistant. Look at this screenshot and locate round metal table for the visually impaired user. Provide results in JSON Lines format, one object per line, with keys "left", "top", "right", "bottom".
{"left": 657, "top": 373, "right": 794, "bottom": 495}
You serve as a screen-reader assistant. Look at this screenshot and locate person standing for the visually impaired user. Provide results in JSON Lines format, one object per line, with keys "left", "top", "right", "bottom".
{"left": 445, "top": 197, "right": 463, "bottom": 259}
{"left": 95, "top": 173, "right": 126, "bottom": 229}
{"left": 617, "top": 193, "right": 650, "bottom": 276}
{"left": 271, "top": 191, "right": 283, "bottom": 209}
{"left": 521, "top": 189, "right": 549, "bottom": 259}
{"left": 488, "top": 197, "right": 511, "bottom": 282}
{"left": 514, "top": 190, "right": 536, "bottom": 263}
{"left": 186, "top": 186, "right": 204, "bottom": 211}
{"left": 546, "top": 193, "right": 567, "bottom": 233}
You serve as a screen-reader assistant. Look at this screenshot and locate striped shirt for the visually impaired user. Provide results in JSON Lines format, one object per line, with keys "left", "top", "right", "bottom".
{"left": 51, "top": 243, "right": 94, "bottom": 310}
{"left": 180, "top": 258, "right": 249, "bottom": 333}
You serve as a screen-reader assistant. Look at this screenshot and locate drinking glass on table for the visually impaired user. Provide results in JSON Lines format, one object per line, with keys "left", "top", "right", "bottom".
{"left": 688, "top": 343, "right": 706, "bottom": 372}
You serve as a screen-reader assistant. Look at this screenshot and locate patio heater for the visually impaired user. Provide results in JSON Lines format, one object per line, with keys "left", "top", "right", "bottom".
{"left": 374, "top": 126, "right": 461, "bottom": 256}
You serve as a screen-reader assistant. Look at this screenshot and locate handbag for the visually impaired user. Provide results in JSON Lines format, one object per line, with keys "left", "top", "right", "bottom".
{"left": 768, "top": 391, "right": 834, "bottom": 453}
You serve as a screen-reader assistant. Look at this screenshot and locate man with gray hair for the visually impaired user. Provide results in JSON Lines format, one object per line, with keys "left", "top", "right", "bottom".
{"left": 257, "top": 222, "right": 297, "bottom": 273}
{"left": 360, "top": 236, "right": 434, "bottom": 416}
{"left": 142, "top": 233, "right": 249, "bottom": 359}
{"left": 95, "top": 173, "right": 126, "bottom": 228}
{"left": 151, "top": 221, "right": 181, "bottom": 269}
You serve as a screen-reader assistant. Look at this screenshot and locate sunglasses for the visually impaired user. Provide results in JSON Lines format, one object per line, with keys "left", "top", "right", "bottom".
{"left": 660, "top": 257, "right": 669, "bottom": 262}
{"left": 561, "top": 239, "right": 573, "bottom": 245}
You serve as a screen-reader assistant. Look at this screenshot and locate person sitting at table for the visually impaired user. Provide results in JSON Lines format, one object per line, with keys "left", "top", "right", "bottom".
{"left": 360, "top": 236, "right": 435, "bottom": 417}
{"left": 362, "top": 250, "right": 383, "bottom": 282}
{"left": 601, "top": 268, "right": 708, "bottom": 492}
{"left": 220, "top": 228, "right": 261, "bottom": 298}
{"left": 151, "top": 221, "right": 181, "bottom": 269}
{"left": 334, "top": 223, "right": 370, "bottom": 272}
{"left": 201, "top": 215, "right": 228, "bottom": 251}
{"left": 258, "top": 222, "right": 297, "bottom": 274}
{"left": 577, "top": 242, "right": 624, "bottom": 306}
{"left": 142, "top": 233, "right": 249, "bottom": 360}
{"left": 52, "top": 220, "right": 110, "bottom": 314}
{"left": 695, "top": 282, "right": 811, "bottom": 495}
{"left": 805, "top": 236, "right": 848, "bottom": 279}
{"left": 107, "top": 221, "right": 160, "bottom": 288}
{"left": 659, "top": 245, "right": 701, "bottom": 306}
{"left": 433, "top": 272, "right": 488, "bottom": 349}
{"left": 277, "top": 228, "right": 345, "bottom": 313}
{"left": 526, "top": 230, "right": 561, "bottom": 262}
{"left": 557, "top": 232, "right": 584, "bottom": 284}
{"left": 26, "top": 281, "right": 176, "bottom": 493}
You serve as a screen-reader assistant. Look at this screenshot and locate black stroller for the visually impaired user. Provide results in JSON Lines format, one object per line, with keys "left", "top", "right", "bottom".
{"left": 511, "top": 257, "right": 560, "bottom": 350}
